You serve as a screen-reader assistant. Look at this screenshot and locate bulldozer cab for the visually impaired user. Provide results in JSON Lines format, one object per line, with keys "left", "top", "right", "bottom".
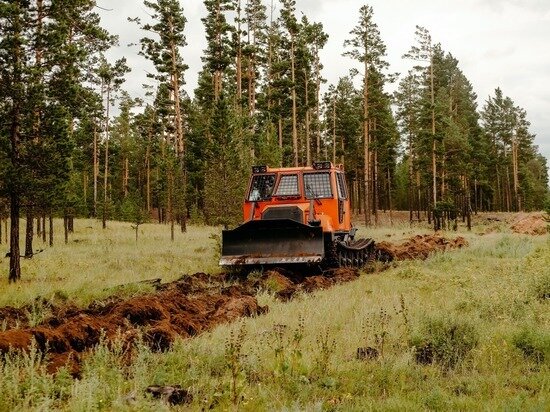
{"left": 220, "top": 162, "right": 352, "bottom": 266}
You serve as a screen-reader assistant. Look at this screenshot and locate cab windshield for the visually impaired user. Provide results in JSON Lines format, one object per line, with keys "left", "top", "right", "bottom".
{"left": 304, "top": 172, "right": 333, "bottom": 199}
{"left": 248, "top": 174, "right": 275, "bottom": 201}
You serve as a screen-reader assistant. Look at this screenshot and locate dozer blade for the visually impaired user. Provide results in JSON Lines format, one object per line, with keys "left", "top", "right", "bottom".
{"left": 220, "top": 219, "right": 324, "bottom": 266}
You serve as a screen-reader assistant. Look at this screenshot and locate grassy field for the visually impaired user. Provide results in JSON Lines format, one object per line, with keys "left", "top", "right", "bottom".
{"left": 0, "top": 215, "right": 549, "bottom": 411}
{"left": 0, "top": 219, "right": 220, "bottom": 308}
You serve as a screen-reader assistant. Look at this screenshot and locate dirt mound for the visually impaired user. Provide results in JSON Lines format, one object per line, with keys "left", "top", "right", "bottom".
{"left": 510, "top": 213, "right": 549, "bottom": 235}
{"left": 375, "top": 234, "right": 468, "bottom": 261}
{"left": 276, "top": 267, "right": 360, "bottom": 301}
{"left": 253, "top": 270, "right": 295, "bottom": 291}
{"left": 0, "top": 274, "right": 267, "bottom": 376}
{"left": 0, "top": 306, "right": 28, "bottom": 329}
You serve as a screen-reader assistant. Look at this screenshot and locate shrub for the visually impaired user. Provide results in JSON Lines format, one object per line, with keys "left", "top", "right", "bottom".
{"left": 512, "top": 328, "right": 550, "bottom": 364}
{"left": 410, "top": 317, "right": 479, "bottom": 369}
{"left": 543, "top": 193, "right": 550, "bottom": 215}
{"left": 532, "top": 272, "right": 550, "bottom": 301}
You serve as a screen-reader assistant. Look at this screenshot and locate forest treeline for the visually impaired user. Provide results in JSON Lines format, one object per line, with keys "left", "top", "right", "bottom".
{"left": 1, "top": 0, "right": 549, "bottom": 281}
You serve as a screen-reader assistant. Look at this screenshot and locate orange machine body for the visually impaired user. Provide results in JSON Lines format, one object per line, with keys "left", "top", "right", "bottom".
{"left": 220, "top": 162, "right": 357, "bottom": 266}
{"left": 243, "top": 162, "right": 351, "bottom": 233}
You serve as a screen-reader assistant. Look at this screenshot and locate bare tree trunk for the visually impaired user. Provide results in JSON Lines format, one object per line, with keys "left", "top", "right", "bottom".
{"left": 9, "top": 193, "right": 21, "bottom": 283}
{"left": 103, "top": 86, "right": 111, "bottom": 229}
{"left": 278, "top": 115, "right": 283, "bottom": 151}
{"left": 236, "top": 0, "right": 242, "bottom": 107}
{"left": 49, "top": 214, "right": 53, "bottom": 247}
{"left": 430, "top": 54, "right": 437, "bottom": 210}
{"left": 373, "top": 120, "right": 379, "bottom": 226}
{"left": 290, "top": 33, "right": 298, "bottom": 167}
{"left": 332, "top": 97, "right": 336, "bottom": 164}
{"left": 305, "top": 68, "right": 311, "bottom": 165}
{"left": 314, "top": 48, "right": 321, "bottom": 159}
{"left": 363, "top": 60, "right": 371, "bottom": 227}
{"left": 387, "top": 168, "right": 393, "bottom": 225}
{"left": 63, "top": 212, "right": 68, "bottom": 244}
{"left": 42, "top": 213, "right": 46, "bottom": 243}
{"left": 512, "top": 137, "right": 521, "bottom": 211}
{"left": 408, "top": 131, "right": 414, "bottom": 224}
{"left": 83, "top": 172, "right": 87, "bottom": 213}
{"left": 93, "top": 125, "right": 98, "bottom": 217}
{"left": 24, "top": 207, "right": 33, "bottom": 258}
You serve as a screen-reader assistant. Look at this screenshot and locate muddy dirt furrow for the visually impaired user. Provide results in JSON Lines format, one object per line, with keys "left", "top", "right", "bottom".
{"left": 0, "top": 234, "right": 467, "bottom": 376}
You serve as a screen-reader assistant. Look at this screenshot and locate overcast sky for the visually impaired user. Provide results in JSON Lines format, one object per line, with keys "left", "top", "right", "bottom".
{"left": 97, "top": 0, "right": 550, "bottom": 163}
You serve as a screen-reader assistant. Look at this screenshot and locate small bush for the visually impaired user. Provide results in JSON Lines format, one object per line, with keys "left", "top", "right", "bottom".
{"left": 411, "top": 317, "right": 479, "bottom": 369}
{"left": 512, "top": 328, "right": 550, "bottom": 364}
{"left": 532, "top": 272, "right": 550, "bottom": 301}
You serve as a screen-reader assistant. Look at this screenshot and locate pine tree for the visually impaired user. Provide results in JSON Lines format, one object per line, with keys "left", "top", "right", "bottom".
{"left": 403, "top": 26, "right": 438, "bottom": 213}
{"left": 343, "top": 5, "right": 390, "bottom": 226}
{"left": 134, "top": 0, "right": 189, "bottom": 234}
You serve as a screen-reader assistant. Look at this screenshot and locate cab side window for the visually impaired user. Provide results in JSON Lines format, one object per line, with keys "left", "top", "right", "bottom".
{"left": 336, "top": 173, "right": 347, "bottom": 199}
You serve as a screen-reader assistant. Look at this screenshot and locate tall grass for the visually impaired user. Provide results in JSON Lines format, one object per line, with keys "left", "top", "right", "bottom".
{"left": 0, "top": 219, "right": 220, "bottom": 308}
{"left": 0, "top": 216, "right": 548, "bottom": 410}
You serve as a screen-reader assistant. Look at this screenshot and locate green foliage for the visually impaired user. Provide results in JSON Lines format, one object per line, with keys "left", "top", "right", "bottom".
{"left": 118, "top": 192, "right": 148, "bottom": 225}
{"left": 512, "top": 328, "right": 550, "bottom": 364}
{"left": 411, "top": 316, "right": 479, "bottom": 369}
{"left": 544, "top": 193, "right": 550, "bottom": 215}
{"left": 531, "top": 271, "right": 550, "bottom": 302}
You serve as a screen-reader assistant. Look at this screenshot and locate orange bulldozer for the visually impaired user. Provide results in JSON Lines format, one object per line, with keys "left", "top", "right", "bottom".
{"left": 220, "top": 162, "right": 376, "bottom": 268}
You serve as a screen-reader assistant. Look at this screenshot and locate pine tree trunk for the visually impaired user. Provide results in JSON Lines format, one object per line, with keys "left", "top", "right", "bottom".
{"left": 332, "top": 97, "right": 336, "bottom": 164}
{"left": 103, "top": 86, "right": 110, "bottom": 229}
{"left": 63, "top": 212, "right": 68, "bottom": 244}
{"left": 363, "top": 60, "right": 371, "bottom": 227}
{"left": 430, "top": 54, "right": 437, "bottom": 210}
{"left": 408, "top": 132, "right": 414, "bottom": 224}
{"left": 42, "top": 213, "right": 46, "bottom": 243}
{"left": 373, "top": 120, "right": 378, "bottom": 226}
{"left": 9, "top": 193, "right": 21, "bottom": 283}
{"left": 168, "top": 16, "right": 187, "bottom": 233}
{"left": 24, "top": 207, "right": 33, "bottom": 258}
{"left": 93, "top": 125, "right": 98, "bottom": 217}
{"left": 305, "top": 69, "right": 311, "bottom": 165}
{"left": 236, "top": 0, "right": 242, "bottom": 107}
{"left": 83, "top": 172, "right": 87, "bottom": 212}
{"left": 290, "top": 33, "right": 298, "bottom": 167}
{"left": 68, "top": 213, "right": 74, "bottom": 233}
{"left": 49, "top": 214, "right": 53, "bottom": 247}
{"left": 387, "top": 168, "right": 393, "bottom": 225}
{"left": 315, "top": 50, "right": 321, "bottom": 158}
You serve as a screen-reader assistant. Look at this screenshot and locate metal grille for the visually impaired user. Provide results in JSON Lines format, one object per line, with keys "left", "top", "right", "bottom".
{"left": 304, "top": 172, "right": 333, "bottom": 199}
{"left": 336, "top": 173, "right": 347, "bottom": 199}
{"left": 262, "top": 206, "right": 303, "bottom": 223}
{"left": 248, "top": 174, "right": 275, "bottom": 201}
{"left": 274, "top": 174, "right": 299, "bottom": 196}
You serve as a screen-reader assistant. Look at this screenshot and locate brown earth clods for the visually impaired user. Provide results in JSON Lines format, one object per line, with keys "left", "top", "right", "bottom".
{"left": 375, "top": 234, "right": 468, "bottom": 261}
{"left": 0, "top": 273, "right": 267, "bottom": 376}
{"left": 0, "top": 233, "right": 468, "bottom": 376}
{"left": 510, "top": 213, "right": 549, "bottom": 235}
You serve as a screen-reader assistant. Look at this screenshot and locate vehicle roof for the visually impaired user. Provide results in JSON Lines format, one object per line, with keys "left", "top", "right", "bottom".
{"left": 263, "top": 164, "right": 344, "bottom": 173}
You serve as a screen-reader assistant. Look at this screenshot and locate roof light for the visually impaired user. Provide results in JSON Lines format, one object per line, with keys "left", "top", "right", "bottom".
{"left": 252, "top": 165, "right": 267, "bottom": 174}
{"left": 313, "top": 161, "right": 332, "bottom": 170}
